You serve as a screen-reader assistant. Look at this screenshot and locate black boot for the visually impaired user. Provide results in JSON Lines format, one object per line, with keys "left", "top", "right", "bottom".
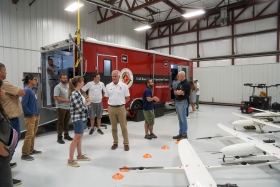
{"left": 57, "top": 136, "right": 65, "bottom": 144}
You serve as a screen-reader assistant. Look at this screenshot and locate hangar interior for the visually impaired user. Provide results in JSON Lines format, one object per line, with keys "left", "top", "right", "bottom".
{"left": 0, "top": 0, "right": 280, "bottom": 187}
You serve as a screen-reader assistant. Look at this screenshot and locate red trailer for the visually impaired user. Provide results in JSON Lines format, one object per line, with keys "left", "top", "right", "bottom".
{"left": 81, "top": 38, "right": 193, "bottom": 113}
{"left": 40, "top": 38, "right": 193, "bottom": 116}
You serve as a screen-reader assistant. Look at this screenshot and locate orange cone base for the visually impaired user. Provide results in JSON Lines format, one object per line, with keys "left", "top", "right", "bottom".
{"left": 112, "top": 173, "right": 124, "bottom": 180}
{"left": 143, "top": 154, "right": 152, "bottom": 158}
{"left": 175, "top": 141, "right": 180, "bottom": 144}
{"left": 161, "top": 145, "right": 169, "bottom": 150}
{"left": 120, "top": 166, "right": 130, "bottom": 172}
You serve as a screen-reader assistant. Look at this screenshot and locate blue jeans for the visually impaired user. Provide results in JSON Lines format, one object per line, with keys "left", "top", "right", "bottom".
{"left": 175, "top": 100, "right": 188, "bottom": 136}
{"left": 9, "top": 118, "right": 21, "bottom": 156}
{"left": 9, "top": 118, "right": 21, "bottom": 141}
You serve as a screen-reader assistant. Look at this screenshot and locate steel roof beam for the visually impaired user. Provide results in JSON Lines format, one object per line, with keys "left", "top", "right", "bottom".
{"left": 163, "top": 0, "right": 185, "bottom": 14}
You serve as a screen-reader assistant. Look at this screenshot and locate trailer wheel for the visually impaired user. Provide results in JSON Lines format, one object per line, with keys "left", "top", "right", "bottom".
{"left": 131, "top": 100, "right": 143, "bottom": 110}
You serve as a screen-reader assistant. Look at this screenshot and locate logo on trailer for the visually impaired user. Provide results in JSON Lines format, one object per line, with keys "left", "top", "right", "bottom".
{"left": 120, "top": 68, "right": 133, "bottom": 88}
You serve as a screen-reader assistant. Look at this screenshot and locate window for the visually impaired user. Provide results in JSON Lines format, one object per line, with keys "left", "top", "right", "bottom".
{"left": 104, "top": 59, "right": 112, "bottom": 76}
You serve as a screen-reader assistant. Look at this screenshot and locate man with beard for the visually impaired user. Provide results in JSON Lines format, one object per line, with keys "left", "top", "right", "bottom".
{"left": 54, "top": 74, "right": 73, "bottom": 144}
{"left": 142, "top": 79, "right": 160, "bottom": 140}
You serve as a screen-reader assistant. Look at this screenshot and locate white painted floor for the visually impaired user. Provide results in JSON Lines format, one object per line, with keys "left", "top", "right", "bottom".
{"left": 11, "top": 105, "right": 280, "bottom": 187}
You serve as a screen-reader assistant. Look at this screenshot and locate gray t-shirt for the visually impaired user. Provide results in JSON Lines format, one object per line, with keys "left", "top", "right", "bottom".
{"left": 47, "top": 64, "right": 58, "bottom": 79}
{"left": 54, "top": 83, "right": 70, "bottom": 109}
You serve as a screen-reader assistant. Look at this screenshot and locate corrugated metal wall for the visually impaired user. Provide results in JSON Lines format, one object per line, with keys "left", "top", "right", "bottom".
{"left": 0, "top": 0, "right": 145, "bottom": 87}
{"left": 150, "top": 1, "right": 280, "bottom": 104}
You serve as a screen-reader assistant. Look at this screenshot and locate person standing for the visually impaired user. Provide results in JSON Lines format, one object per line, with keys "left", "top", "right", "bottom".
{"left": 68, "top": 76, "right": 91, "bottom": 167}
{"left": 189, "top": 81, "right": 196, "bottom": 112}
{"left": 0, "top": 79, "right": 18, "bottom": 187}
{"left": 82, "top": 73, "right": 106, "bottom": 135}
{"left": 0, "top": 63, "right": 24, "bottom": 186}
{"left": 172, "top": 75, "right": 180, "bottom": 90}
{"left": 142, "top": 79, "right": 159, "bottom": 140}
{"left": 47, "top": 57, "right": 58, "bottom": 107}
{"left": 173, "top": 71, "right": 190, "bottom": 141}
{"left": 105, "top": 70, "right": 130, "bottom": 151}
{"left": 194, "top": 79, "right": 200, "bottom": 110}
{"left": 54, "top": 74, "right": 73, "bottom": 144}
{"left": 21, "top": 75, "right": 41, "bottom": 161}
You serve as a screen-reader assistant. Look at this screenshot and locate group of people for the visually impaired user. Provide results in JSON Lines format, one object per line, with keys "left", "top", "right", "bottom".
{"left": 0, "top": 63, "right": 42, "bottom": 187}
{"left": 0, "top": 60, "right": 195, "bottom": 186}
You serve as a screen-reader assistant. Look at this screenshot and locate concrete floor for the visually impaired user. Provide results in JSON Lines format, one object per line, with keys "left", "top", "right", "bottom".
{"left": 11, "top": 104, "right": 280, "bottom": 187}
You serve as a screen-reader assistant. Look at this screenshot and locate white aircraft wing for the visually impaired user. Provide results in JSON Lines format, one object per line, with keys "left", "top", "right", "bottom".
{"left": 232, "top": 112, "right": 280, "bottom": 129}
{"left": 217, "top": 123, "right": 280, "bottom": 160}
{"left": 251, "top": 107, "right": 280, "bottom": 116}
{"left": 178, "top": 139, "right": 217, "bottom": 187}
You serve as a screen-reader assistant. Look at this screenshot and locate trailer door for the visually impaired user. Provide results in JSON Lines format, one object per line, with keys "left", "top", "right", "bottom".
{"left": 97, "top": 54, "right": 117, "bottom": 85}
{"left": 97, "top": 54, "right": 117, "bottom": 110}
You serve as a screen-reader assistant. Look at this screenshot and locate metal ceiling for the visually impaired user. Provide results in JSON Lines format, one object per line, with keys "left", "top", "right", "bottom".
{"left": 88, "top": 0, "right": 247, "bottom": 24}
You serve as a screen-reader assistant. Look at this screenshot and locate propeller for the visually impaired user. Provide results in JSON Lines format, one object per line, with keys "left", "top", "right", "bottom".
{"left": 119, "top": 166, "right": 164, "bottom": 171}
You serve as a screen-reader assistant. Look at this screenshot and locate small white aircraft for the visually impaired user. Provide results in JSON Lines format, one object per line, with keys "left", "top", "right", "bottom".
{"left": 198, "top": 124, "right": 280, "bottom": 167}
{"left": 120, "top": 139, "right": 239, "bottom": 187}
{"left": 251, "top": 107, "right": 280, "bottom": 119}
{"left": 232, "top": 112, "right": 280, "bottom": 133}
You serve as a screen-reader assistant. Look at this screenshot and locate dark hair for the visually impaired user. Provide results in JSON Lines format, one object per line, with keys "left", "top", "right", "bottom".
{"left": 0, "top": 63, "right": 5, "bottom": 71}
{"left": 0, "top": 79, "right": 9, "bottom": 120}
{"left": 190, "top": 81, "right": 195, "bottom": 90}
{"left": 71, "top": 76, "right": 83, "bottom": 87}
{"left": 22, "top": 74, "right": 35, "bottom": 85}
{"left": 145, "top": 78, "right": 152, "bottom": 86}
{"left": 59, "top": 73, "right": 67, "bottom": 78}
{"left": 93, "top": 73, "right": 100, "bottom": 78}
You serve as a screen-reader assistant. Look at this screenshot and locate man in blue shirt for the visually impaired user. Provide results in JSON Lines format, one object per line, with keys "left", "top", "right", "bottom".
{"left": 142, "top": 79, "right": 159, "bottom": 140}
{"left": 21, "top": 75, "right": 41, "bottom": 161}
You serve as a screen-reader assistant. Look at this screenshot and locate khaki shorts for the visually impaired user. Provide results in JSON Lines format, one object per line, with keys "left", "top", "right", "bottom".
{"left": 143, "top": 110, "right": 155, "bottom": 125}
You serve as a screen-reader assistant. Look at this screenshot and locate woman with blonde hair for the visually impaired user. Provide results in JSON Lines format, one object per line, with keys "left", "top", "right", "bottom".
{"left": 189, "top": 80, "right": 196, "bottom": 112}
{"left": 67, "top": 76, "right": 92, "bottom": 167}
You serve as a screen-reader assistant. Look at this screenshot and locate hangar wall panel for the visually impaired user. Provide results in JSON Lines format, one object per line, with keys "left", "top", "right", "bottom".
{"left": 194, "top": 63, "right": 280, "bottom": 104}
{"left": 0, "top": 0, "right": 145, "bottom": 87}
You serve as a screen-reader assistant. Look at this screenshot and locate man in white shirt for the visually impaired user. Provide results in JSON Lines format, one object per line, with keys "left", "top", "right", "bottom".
{"left": 82, "top": 73, "right": 106, "bottom": 135}
{"left": 194, "top": 78, "right": 200, "bottom": 110}
{"left": 105, "top": 70, "right": 130, "bottom": 151}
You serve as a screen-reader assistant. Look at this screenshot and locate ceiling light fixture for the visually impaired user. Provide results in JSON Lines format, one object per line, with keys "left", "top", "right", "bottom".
{"left": 182, "top": 10, "right": 205, "bottom": 18}
{"left": 65, "top": 2, "right": 84, "bottom": 12}
{"left": 134, "top": 25, "right": 151, "bottom": 31}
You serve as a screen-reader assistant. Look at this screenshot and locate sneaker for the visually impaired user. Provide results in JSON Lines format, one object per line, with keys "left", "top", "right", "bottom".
{"left": 97, "top": 129, "right": 104, "bottom": 135}
{"left": 13, "top": 179, "right": 22, "bottom": 186}
{"left": 21, "top": 155, "right": 34, "bottom": 161}
{"left": 173, "top": 134, "right": 182, "bottom": 139}
{"left": 30, "top": 150, "right": 42, "bottom": 155}
{"left": 144, "top": 135, "right": 152, "bottom": 140}
{"left": 64, "top": 136, "right": 73, "bottom": 141}
{"left": 67, "top": 160, "right": 80, "bottom": 167}
{"left": 57, "top": 138, "right": 65, "bottom": 144}
{"left": 89, "top": 128, "right": 94, "bottom": 135}
{"left": 124, "top": 145, "right": 130, "bottom": 151}
{"left": 77, "top": 154, "right": 91, "bottom": 161}
{"left": 111, "top": 144, "right": 118, "bottom": 150}
{"left": 10, "top": 162, "right": 17, "bottom": 169}
{"left": 177, "top": 135, "right": 188, "bottom": 141}
{"left": 150, "top": 133, "right": 157, "bottom": 139}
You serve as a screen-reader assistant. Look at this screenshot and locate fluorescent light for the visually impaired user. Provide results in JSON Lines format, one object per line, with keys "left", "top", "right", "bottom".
{"left": 65, "top": 2, "right": 84, "bottom": 12}
{"left": 134, "top": 25, "right": 151, "bottom": 31}
{"left": 182, "top": 10, "right": 205, "bottom": 18}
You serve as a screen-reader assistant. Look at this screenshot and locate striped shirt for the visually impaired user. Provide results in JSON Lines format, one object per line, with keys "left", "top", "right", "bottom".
{"left": 70, "top": 90, "right": 88, "bottom": 122}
